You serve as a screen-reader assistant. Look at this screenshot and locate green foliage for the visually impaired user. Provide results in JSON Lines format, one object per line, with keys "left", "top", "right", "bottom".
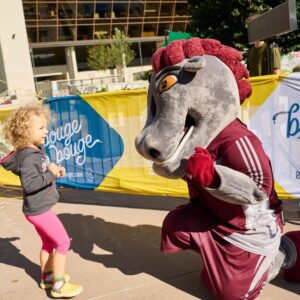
{"left": 143, "top": 69, "right": 153, "bottom": 81}
{"left": 97, "top": 85, "right": 108, "bottom": 93}
{"left": 187, "top": 0, "right": 300, "bottom": 54}
{"left": 87, "top": 32, "right": 111, "bottom": 70}
{"left": 87, "top": 29, "right": 135, "bottom": 71}
{"left": 110, "top": 28, "right": 135, "bottom": 67}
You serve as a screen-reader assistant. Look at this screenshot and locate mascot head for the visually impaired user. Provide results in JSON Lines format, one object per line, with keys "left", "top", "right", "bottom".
{"left": 135, "top": 37, "right": 252, "bottom": 179}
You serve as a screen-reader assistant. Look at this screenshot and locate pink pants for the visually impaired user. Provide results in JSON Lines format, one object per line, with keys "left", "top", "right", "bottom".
{"left": 161, "top": 204, "right": 273, "bottom": 300}
{"left": 25, "top": 210, "right": 70, "bottom": 255}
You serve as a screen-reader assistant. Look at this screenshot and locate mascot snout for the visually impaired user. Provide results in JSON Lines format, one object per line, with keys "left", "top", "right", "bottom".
{"left": 135, "top": 37, "right": 249, "bottom": 179}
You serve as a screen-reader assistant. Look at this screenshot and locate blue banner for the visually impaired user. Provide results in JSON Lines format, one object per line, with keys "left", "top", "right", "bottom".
{"left": 44, "top": 95, "right": 124, "bottom": 189}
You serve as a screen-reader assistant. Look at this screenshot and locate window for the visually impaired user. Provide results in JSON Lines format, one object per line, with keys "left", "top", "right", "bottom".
{"left": 158, "top": 23, "right": 171, "bottom": 36}
{"left": 38, "top": 27, "right": 57, "bottom": 42}
{"left": 27, "top": 27, "right": 37, "bottom": 43}
{"left": 128, "top": 24, "right": 142, "bottom": 38}
{"left": 143, "top": 24, "right": 157, "bottom": 37}
{"left": 23, "top": 4, "right": 36, "bottom": 20}
{"left": 77, "top": 3, "right": 94, "bottom": 19}
{"left": 58, "top": 3, "right": 75, "bottom": 19}
{"left": 113, "top": 3, "right": 128, "bottom": 18}
{"left": 175, "top": 3, "right": 188, "bottom": 16}
{"left": 160, "top": 3, "right": 174, "bottom": 17}
{"left": 172, "top": 22, "right": 187, "bottom": 32}
{"left": 38, "top": 3, "right": 56, "bottom": 19}
{"left": 95, "top": 3, "right": 112, "bottom": 18}
{"left": 33, "top": 47, "right": 67, "bottom": 67}
{"left": 94, "top": 25, "right": 111, "bottom": 38}
{"left": 77, "top": 26, "right": 93, "bottom": 40}
{"left": 141, "top": 41, "right": 157, "bottom": 64}
{"left": 75, "top": 46, "right": 91, "bottom": 71}
{"left": 58, "top": 26, "right": 75, "bottom": 41}
{"left": 129, "top": 3, "right": 144, "bottom": 17}
{"left": 144, "top": 3, "right": 159, "bottom": 17}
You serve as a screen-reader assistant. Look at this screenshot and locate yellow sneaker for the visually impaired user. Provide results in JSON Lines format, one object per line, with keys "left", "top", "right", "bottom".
{"left": 51, "top": 282, "right": 83, "bottom": 298}
{"left": 39, "top": 273, "right": 70, "bottom": 289}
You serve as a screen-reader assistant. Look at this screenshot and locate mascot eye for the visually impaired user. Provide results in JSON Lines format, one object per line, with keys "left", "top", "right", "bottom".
{"left": 159, "top": 75, "right": 178, "bottom": 93}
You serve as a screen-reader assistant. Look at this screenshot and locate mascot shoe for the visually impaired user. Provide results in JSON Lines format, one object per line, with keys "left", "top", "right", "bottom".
{"left": 282, "top": 231, "right": 300, "bottom": 283}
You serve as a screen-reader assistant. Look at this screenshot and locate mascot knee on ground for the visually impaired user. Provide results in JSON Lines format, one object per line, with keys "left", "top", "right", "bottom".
{"left": 135, "top": 37, "right": 300, "bottom": 300}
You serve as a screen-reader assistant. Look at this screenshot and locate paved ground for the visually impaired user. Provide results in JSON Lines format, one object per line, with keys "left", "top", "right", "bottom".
{"left": 0, "top": 187, "right": 300, "bottom": 300}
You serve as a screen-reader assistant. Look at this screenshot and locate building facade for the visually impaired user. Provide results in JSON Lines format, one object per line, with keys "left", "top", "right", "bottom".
{"left": 22, "top": 0, "right": 190, "bottom": 81}
{"left": 0, "top": 0, "right": 36, "bottom": 102}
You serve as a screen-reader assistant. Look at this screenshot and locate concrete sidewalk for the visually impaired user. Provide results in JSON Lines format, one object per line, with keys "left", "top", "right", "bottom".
{"left": 0, "top": 188, "right": 300, "bottom": 300}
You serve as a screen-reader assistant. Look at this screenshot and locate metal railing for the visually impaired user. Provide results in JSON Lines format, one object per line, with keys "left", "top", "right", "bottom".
{"left": 36, "top": 75, "right": 124, "bottom": 98}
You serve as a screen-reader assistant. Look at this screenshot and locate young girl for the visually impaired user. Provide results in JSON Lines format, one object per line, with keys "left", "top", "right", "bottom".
{"left": 0, "top": 103, "right": 83, "bottom": 298}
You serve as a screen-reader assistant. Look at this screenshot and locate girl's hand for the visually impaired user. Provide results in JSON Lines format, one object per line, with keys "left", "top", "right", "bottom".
{"left": 48, "top": 163, "right": 62, "bottom": 178}
{"left": 59, "top": 166, "right": 66, "bottom": 177}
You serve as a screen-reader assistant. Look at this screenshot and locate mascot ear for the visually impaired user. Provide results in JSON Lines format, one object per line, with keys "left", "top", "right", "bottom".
{"left": 183, "top": 56, "right": 206, "bottom": 72}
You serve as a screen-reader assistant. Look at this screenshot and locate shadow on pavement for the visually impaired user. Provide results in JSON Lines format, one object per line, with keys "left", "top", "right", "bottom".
{"left": 0, "top": 185, "right": 22, "bottom": 200}
{"left": 282, "top": 199, "right": 300, "bottom": 227}
{"left": 270, "top": 200, "right": 300, "bottom": 295}
{"left": 270, "top": 272, "right": 300, "bottom": 296}
{"left": 59, "top": 189, "right": 189, "bottom": 211}
{"left": 58, "top": 196, "right": 300, "bottom": 298}
{"left": 59, "top": 213, "right": 212, "bottom": 299}
{"left": 0, "top": 237, "right": 40, "bottom": 287}
{"left": 2, "top": 185, "right": 299, "bottom": 298}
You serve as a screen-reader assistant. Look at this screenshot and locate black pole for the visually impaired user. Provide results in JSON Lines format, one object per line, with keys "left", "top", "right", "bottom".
{"left": 164, "top": 30, "right": 169, "bottom": 45}
{"left": 265, "top": 38, "right": 274, "bottom": 75}
{"left": 30, "top": 48, "right": 38, "bottom": 92}
{"left": 138, "top": 41, "right": 143, "bottom": 67}
{"left": 269, "top": 42, "right": 274, "bottom": 75}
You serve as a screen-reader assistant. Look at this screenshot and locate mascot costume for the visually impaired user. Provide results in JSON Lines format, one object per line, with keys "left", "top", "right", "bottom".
{"left": 135, "top": 38, "right": 300, "bottom": 300}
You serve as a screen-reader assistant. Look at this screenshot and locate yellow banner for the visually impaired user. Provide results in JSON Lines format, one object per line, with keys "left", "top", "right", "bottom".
{"left": 82, "top": 90, "right": 188, "bottom": 197}
{"left": 0, "top": 107, "right": 15, "bottom": 120}
{"left": 0, "top": 73, "right": 299, "bottom": 199}
{"left": 0, "top": 107, "right": 21, "bottom": 186}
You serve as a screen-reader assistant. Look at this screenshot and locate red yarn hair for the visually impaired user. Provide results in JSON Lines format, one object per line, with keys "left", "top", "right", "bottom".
{"left": 151, "top": 37, "right": 251, "bottom": 104}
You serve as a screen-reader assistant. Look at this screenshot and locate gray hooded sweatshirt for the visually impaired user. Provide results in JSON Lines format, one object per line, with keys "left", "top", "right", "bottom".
{"left": 0, "top": 147, "right": 59, "bottom": 215}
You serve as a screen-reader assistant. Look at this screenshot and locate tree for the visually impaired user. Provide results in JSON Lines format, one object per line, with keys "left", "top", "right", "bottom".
{"left": 187, "top": 0, "right": 300, "bottom": 54}
{"left": 110, "top": 28, "right": 135, "bottom": 68}
{"left": 87, "top": 32, "right": 111, "bottom": 71}
{"left": 87, "top": 28, "right": 135, "bottom": 71}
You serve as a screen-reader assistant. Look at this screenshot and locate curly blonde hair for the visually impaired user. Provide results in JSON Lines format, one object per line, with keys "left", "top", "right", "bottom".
{"left": 3, "top": 102, "right": 51, "bottom": 149}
